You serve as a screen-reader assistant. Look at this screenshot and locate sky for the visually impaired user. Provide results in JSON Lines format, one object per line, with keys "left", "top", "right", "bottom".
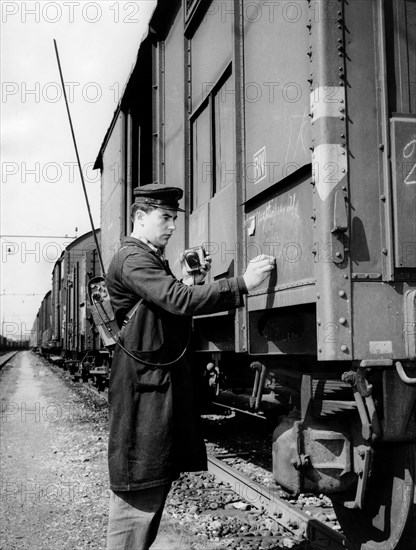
{"left": 1, "top": 0, "right": 157, "bottom": 341}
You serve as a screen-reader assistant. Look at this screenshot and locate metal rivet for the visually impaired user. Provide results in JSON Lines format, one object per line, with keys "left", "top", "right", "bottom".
{"left": 338, "top": 290, "right": 346, "bottom": 297}
{"left": 316, "top": 293, "right": 320, "bottom": 299}
{"left": 339, "top": 317, "right": 347, "bottom": 324}
{"left": 341, "top": 344, "right": 348, "bottom": 352}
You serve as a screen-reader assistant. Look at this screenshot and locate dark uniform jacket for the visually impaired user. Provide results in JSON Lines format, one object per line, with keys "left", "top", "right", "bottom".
{"left": 106, "top": 237, "right": 248, "bottom": 491}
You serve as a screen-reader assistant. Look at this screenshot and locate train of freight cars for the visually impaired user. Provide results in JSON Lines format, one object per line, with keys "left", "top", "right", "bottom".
{"left": 31, "top": 229, "right": 110, "bottom": 388}
{"left": 0, "top": 337, "right": 29, "bottom": 351}
{"left": 34, "top": 1, "right": 416, "bottom": 548}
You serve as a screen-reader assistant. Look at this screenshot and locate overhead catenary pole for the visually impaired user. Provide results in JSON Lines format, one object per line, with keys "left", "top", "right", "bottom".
{"left": 53, "top": 39, "right": 105, "bottom": 276}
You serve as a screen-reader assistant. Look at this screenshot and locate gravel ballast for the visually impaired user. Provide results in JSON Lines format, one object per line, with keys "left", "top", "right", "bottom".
{"left": 1, "top": 352, "right": 318, "bottom": 550}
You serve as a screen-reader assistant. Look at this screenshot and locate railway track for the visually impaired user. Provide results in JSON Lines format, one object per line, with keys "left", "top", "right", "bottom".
{"left": 60, "top": 366, "right": 350, "bottom": 550}
{"left": 208, "top": 454, "right": 349, "bottom": 550}
{"left": 0, "top": 351, "right": 18, "bottom": 369}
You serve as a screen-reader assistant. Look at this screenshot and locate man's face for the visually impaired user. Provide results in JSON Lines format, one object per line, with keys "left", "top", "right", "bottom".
{"left": 136, "top": 207, "right": 177, "bottom": 248}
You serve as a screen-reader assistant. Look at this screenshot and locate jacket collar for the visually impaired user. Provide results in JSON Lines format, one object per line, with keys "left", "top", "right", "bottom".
{"left": 122, "top": 236, "right": 166, "bottom": 262}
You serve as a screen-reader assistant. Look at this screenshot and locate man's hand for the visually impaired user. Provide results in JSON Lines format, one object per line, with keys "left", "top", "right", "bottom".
{"left": 180, "top": 253, "right": 212, "bottom": 286}
{"left": 243, "top": 255, "right": 276, "bottom": 291}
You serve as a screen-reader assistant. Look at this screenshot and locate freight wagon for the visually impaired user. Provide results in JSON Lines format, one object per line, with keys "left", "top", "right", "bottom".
{"left": 93, "top": 1, "right": 416, "bottom": 548}
{"left": 34, "top": 231, "right": 108, "bottom": 381}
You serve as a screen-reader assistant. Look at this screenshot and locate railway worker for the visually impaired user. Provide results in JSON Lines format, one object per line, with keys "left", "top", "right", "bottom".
{"left": 105, "top": 183, "right": 275, "bottom": 550}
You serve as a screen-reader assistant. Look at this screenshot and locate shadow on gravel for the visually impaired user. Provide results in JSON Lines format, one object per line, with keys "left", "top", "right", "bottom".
{"left": 201, "top": 409, "right": 274, "bottom": 470}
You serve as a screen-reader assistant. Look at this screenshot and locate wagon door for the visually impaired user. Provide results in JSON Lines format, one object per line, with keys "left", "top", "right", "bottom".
{"left": 184, "top": 1, "right": 240, "bottom": 351}
{"left": 187, "top": 1, "right": 237, "bottom": 282}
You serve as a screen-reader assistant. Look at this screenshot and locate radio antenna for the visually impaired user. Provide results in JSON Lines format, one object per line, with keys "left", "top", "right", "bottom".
{"left": 53, "top": 39, "right": 105, "bottom": 276}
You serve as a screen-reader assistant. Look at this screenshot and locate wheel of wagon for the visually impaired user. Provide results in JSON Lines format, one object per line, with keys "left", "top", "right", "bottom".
{"left": 332, "top": 443, "right": 416, "bottom": 550}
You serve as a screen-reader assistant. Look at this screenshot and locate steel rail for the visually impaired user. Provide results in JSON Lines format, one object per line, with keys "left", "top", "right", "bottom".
{"left": 48, "top": 358, "right": 350, "bottom": 549}
{"left": 210, "top": 400, "right": 268, "bottom": 420}
{"left": 0, "top": 351, "right": 18, "bottom": 368}
{"left": 207, "top": 454, "right": 350, "bottom": 550}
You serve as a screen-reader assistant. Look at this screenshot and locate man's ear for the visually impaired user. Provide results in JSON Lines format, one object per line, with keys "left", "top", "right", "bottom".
{"left": 135, "top": 210, "right": 144, "bottom": 225}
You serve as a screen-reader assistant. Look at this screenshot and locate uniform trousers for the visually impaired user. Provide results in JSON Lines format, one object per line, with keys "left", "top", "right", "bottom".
{"left": 107, "top": 484, "right": 171, "bottom": 550}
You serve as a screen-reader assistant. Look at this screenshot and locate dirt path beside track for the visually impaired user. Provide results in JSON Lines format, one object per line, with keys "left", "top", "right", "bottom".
{"left": 0, "top": 352, "right": 193, "bottom": 550}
